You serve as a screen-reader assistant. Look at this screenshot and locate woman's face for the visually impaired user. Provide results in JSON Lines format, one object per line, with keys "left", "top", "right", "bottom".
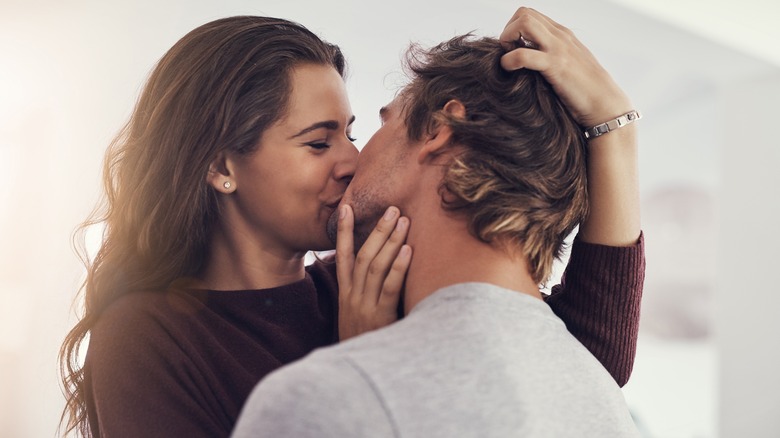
{"left": 226, "top": 63, "right": 357, "bottom": 253}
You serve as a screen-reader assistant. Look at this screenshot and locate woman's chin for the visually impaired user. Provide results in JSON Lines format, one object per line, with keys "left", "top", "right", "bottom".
{"left": 307, "top": 234, "right": 336, "bottom": 253}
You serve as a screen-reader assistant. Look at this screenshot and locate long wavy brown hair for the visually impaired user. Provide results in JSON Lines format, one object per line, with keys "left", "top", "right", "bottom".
{"left": 59, "top": 16, "right": 345, "bottom": 436}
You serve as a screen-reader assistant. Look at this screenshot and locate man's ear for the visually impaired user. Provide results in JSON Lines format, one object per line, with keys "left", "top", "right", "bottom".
{"left": 418, "top": 99, "right": 466, "bottom": 164}
{"left": 206, "top": 151, "right": 237, "bottom": 193}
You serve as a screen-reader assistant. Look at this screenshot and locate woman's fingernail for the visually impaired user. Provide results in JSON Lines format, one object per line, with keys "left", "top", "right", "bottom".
{"left": 400, "top": 245, "right": 411, "bottom": 258}
{"left": 383, "top": 207, "right": 397, "bottom": 221}
{"left": 340, "top": 205, "right": 348, "bottom": 220}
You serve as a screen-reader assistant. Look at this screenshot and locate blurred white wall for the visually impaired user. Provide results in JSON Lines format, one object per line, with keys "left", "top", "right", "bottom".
{"left": 1, "top": 0, "right": 778, "bottom": 437}
{"left": 717, "top": 74, "right": 780, "bottom": 437}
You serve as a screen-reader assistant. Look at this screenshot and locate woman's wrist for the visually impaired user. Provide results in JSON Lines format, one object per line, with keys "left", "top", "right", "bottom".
{"left": 576, "top": 84, "right": 633, "bottom": 128}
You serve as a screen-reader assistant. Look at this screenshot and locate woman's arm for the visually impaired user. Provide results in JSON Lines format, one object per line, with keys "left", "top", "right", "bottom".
{"left": 545, "top": 235, "right": 645, "bottom": 386}
{"left": 500, "top": 7, "right": 644, "bottom": 386}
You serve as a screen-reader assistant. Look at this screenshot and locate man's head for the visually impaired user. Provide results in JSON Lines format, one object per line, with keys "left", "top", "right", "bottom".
{"left": 331, "top": 35, "right": 588, "bottom": 284}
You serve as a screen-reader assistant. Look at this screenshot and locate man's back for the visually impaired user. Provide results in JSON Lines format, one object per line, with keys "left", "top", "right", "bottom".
{"left": 233, "top": 283, "right": 639, "bottom": 437}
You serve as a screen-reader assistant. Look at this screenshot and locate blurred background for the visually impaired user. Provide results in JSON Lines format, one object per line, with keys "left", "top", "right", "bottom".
{"left": 1, "top": 0, "right": 779, "bottom": 436}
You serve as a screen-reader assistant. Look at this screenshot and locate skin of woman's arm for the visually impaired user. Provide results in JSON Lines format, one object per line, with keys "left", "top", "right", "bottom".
{"left": 577, "top": 118, "right": 640, "bottom": 246}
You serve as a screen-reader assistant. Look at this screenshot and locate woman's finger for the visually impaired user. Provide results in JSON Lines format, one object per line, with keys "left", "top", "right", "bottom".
{"left": 350, "top": 206, "right": 400, "bottom": 302}
{"left": 500, "top": 48, "right": 549, "bottom": 73}
{"left": 499, "top": 7, "right": 553, "bottom": 50}
{"left": 378, "top": 244, "right": 412, "bottom": 313}
{"left": 361, "top": 216, "right": 409, "bottom": 306}
{"left": 335, "top": 204, "right": 355, "bottom": 298}
{"left": 527, "top": 7, "right": 571, "bottom": 34}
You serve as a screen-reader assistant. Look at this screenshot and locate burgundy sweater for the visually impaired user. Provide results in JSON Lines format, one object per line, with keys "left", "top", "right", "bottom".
{"left": 84, "top": 235, "right": 644, "bottom": 437}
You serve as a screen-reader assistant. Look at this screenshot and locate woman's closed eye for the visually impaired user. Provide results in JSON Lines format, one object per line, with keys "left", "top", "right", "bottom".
{"left": 306, "top": 134, "right": 356, "bottom": 150}
{"left": 306, "top": 142, "right": 331, "bottom": 150}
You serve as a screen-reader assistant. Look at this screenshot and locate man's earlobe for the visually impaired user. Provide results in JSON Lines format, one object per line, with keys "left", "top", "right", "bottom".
{"left": 206, "top": 152, "right": 237, "bottom": 193}
{"left": 418, "top": 124, "right": 455, "bottom": 164}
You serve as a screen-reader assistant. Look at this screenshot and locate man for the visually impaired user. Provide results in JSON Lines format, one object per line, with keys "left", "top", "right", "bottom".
{"left": 233, "top": 10, "right": 641, "bottom": 438}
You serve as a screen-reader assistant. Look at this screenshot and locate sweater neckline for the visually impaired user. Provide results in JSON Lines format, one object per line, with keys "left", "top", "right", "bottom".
{"left": 170, "top": 272, "right": 315, "bottom": 299}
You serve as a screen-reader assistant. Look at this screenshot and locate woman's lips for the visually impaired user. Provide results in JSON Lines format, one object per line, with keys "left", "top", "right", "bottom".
{"left": 324, "top": 197, "right": 343, "bottom": 209}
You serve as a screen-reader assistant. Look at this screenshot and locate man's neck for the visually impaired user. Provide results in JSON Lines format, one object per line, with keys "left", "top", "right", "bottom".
{"left": 402, "top": 200, "right": 542, "bottom": 315}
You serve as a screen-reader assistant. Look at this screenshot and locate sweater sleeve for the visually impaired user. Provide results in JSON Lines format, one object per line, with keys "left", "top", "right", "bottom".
{"left": 544, "top": 232, "right": 645, "bottom": 387}
{"left": 84, "top": 294, "right": 229, "bottom": 438}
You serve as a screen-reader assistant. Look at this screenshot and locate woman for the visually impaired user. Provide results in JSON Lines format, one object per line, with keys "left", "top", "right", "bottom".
{"left": 60, "top": 12, "right": 644, "bottom": 438}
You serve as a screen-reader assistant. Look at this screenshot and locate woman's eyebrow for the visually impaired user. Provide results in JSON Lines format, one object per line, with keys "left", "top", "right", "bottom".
{"left": 289, "top": 120, "right": 339, "bottom": 139}
{"left": 289, "top": 115, "right": 357, "bottom": 139}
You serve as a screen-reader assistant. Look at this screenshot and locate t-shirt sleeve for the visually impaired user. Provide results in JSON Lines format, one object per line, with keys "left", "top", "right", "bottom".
{"left": 543, "top": 232, "right": 645, "bottom": 387}
{"left": 85, "top": 296, "right": 227, "bottom": 438}
{"left": 232, "top": 353, "right": 396, "bottom": 438}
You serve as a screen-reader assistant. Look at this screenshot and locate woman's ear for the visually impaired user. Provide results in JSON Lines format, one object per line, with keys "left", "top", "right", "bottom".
{"left": 418, "top": 99, "right": 467, "bottom": 164}
{"left": 206, "top": 151, "right": 237, "bottom": 193}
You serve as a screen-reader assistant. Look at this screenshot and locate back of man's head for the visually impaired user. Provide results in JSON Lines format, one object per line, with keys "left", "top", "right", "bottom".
{"left": 401, "top": 35, "right": 588, "bottom": 284}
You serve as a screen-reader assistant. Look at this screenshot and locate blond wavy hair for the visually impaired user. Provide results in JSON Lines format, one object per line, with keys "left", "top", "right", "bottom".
{"left": 401, "top": 35, "right": 589, "bottom": 284}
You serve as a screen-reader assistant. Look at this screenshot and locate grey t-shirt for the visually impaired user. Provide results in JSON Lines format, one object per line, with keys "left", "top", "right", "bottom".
{"left": 232, "top": 283, "right": 640, "bottom": 437}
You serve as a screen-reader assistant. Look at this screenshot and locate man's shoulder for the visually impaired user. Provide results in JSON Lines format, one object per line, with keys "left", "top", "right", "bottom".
{"left": 234, "top": 348, "right": 396, "bottom": 438}
{"left": 259, "top": 342, "right": 388, "bottom": 397}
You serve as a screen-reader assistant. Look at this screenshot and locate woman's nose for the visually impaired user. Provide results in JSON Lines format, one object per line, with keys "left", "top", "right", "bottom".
{"left": 333, "top": 140, "right": 358, "bottom": 183}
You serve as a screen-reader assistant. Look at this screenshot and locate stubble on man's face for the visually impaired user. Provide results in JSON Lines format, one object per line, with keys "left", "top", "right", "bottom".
{"left": 326, "top": 188, "right": 389, "bottom": 253}
{"left": 326, "top": 97, "right": 412, "bottom": 253}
